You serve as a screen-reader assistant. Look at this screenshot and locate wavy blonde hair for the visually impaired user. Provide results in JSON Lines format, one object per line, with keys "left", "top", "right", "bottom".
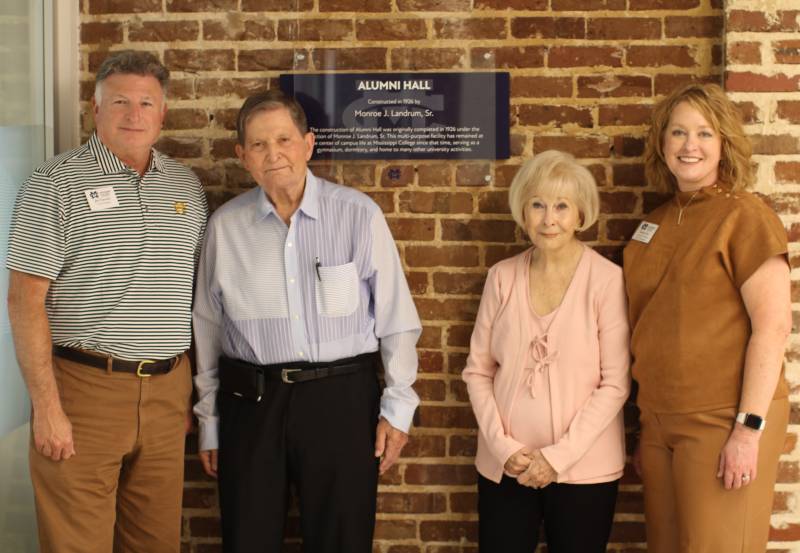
{"left": 645, "top": 83, "right": 754, "bottom": 193}
{"left": 508, "top": 150, "right": 599, "bottom": 233}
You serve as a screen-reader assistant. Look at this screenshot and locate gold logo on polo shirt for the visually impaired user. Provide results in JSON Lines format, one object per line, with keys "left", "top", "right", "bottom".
{"left": 174, "top": 202, "right": 187, "bottom": 214}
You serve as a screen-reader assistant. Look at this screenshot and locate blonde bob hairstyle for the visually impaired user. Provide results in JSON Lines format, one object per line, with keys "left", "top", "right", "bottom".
{"left": 508, "top": 150, "right": 599, "bottom": 233}
{"left": 645, "top": 83, "right": 754, "bottom": 193}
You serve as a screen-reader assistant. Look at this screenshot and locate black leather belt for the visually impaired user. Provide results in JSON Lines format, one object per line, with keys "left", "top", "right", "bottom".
{"left": 53, "top": 346, "right": 179, "bottom": 377}
{"left": 221, "top": 351, "right": 378, "bottom": 385}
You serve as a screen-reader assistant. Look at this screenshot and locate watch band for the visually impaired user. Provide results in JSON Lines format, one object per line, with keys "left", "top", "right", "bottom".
{"left": 736, "top": 412, "right": 766, "bottom": 431}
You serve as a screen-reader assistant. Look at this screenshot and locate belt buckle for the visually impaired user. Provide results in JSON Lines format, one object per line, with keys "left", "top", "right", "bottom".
{"left": 136, "top": 360, "right": 155, "bottom": 378}
{"left": 281, "top": 368, "right": 301, "bottom": 384}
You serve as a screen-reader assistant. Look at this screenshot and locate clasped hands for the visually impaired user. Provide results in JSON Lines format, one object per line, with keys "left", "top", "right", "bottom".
{"left": 504, "top": 447, "right": 557, "bottom": 489}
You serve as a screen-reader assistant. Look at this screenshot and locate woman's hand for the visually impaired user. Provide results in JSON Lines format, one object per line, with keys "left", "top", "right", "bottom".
{"left": 517, "top": 450, "right": 557, "bottom": 489}
{"left": 504, "top": 447, "right": 533, "bottom": 476}
{"left": 717, "top": 424, "right": 760, "bottom": 490}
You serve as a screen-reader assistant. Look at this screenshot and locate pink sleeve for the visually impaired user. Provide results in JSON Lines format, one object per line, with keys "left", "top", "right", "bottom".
{"left": 462, "top": 265, "right": 527, "bottom": 468}
{"left": 540, "top": 269, "right": 631, "bottom": 474}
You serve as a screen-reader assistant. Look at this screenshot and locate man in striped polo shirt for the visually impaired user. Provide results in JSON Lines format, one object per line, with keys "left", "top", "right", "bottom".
{"left": 192, "top": 90, "right": 421, "bottom": 552}
{"left": 6, "top": 51, "right": 208, "bottom": 553}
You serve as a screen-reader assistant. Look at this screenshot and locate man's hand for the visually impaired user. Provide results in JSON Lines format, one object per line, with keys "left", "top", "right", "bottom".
{"left": 199, "top": 449, "right": 218, "bottom": 479}
{"left": 374, "top": 416, "right": 408, "bottom": 475}
{"left": 517, "top": 450, "right": 557, "bottom": 489}
{"left": 32, "top": 403, "right": 75, "bottom": 461}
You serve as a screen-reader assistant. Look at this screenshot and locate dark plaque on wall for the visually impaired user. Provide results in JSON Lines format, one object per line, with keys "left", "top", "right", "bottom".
{"left": 279, "top": 72, "right": 510, "bottom": 160}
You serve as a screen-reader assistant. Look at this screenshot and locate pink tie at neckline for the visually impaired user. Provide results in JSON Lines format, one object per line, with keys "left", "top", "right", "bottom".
{"left": 524, "top": 333, "right": 558, "bottom": 398}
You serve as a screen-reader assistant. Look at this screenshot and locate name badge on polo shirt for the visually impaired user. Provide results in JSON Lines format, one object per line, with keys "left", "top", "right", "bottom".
{"left": 85, "top": 186, "right": 120, "bottom": 211}
{"left": 631, "top": 221, "right": 659, "bottom": 244}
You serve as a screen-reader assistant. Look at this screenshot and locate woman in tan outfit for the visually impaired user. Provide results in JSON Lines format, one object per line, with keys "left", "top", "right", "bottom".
{"left": 623, "top": 83, "right": 791, "bottom": 552}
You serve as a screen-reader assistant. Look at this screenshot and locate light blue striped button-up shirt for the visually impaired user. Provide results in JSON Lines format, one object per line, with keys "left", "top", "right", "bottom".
{"left": 193, "top": 170, "right": 421, "bottom": 451}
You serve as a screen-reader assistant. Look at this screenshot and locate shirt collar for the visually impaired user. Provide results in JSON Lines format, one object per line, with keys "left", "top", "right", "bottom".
{"left": 88, "top": 133, "right": 164, "bottom": 176}
{"left": 254, "top": 169, "right": 320, "bottom": 222}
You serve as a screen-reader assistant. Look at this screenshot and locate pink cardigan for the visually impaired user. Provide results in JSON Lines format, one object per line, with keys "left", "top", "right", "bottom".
{"left": 463, "top": 246, "right": 631, "bottom": 484}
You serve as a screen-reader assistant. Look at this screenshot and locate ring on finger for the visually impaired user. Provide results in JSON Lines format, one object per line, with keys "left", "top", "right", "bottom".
{"left": 741, "top": 474, "right": 750, "bottom": 483}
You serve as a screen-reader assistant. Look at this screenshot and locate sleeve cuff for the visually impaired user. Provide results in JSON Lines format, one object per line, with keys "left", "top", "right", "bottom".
{"left": 198, "top": 417, "right": 220, "bottom": 452}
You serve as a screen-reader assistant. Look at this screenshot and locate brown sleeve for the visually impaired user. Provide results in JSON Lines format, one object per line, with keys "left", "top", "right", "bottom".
{"left": 724, "top": 195, "right": 788, "bottom": 289}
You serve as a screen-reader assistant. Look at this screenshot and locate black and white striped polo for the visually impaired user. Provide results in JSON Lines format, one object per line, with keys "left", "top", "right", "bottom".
{"left": 7, "top": 133, "right": 208, "bottom": 360}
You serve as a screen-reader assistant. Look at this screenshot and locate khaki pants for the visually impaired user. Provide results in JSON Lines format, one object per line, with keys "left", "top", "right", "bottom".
{"left": 30, "top": 352, "right": 192, "bottom": 553}
{"left": 640, "top": 398, "right": 788, "bottom": 553}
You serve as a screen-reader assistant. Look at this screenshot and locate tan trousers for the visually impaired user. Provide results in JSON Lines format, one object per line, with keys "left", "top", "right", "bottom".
{"left": 30, "top": 352, "right": 192, "bottom": 553}
{"left": 640, "top": 398, "right": 788, "bottom": 553}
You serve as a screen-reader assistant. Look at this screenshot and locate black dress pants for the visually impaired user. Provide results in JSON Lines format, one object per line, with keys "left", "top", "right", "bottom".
{"left": 478, "top": 474, "right": 619, "bottom": 553}
{"left": 217, "top": 364, "right": 381, "bottom": 553}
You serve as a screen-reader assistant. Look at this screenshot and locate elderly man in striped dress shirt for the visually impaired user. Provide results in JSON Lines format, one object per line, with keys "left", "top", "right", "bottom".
{"left": 192, "top": 89, "right": 421, "bottom": 553}
{"left": 6, "top": 51, "right": 208, "bottom": 553}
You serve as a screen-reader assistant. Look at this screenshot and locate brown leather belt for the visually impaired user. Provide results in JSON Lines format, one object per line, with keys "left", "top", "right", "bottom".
{"left": 53, "top": 346, "right": 179, "bottom": 377}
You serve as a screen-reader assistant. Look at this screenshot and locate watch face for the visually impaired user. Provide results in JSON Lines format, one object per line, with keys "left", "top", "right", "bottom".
{"left": 743, "top": 414, "right": 764, "bottom": 430}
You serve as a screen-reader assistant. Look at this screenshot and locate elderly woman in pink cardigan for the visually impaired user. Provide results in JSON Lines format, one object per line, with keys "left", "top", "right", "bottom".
{"left": 463, "top": 150, "right": 631, "bottom": 553}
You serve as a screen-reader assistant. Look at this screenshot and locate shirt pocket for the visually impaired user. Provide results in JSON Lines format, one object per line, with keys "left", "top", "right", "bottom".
{"left": 315, "top": 261, "right": 360, "bottom": 317}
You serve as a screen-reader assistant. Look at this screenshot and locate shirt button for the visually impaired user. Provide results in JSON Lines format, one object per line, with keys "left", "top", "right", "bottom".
{"left": 287, "top": 242, "right": 293, "bottom": 248}
{"left": 298, "top": 351, "right": 304, "bottom": 357}
{"left": 293, "top": 314, "right": 299, "bottom": 320}
{"left": 289, "top": 278, "right": 295, "bottom": 284}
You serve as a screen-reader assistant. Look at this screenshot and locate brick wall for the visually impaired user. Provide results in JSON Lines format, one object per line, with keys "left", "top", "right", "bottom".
{"left": 76, "top": 0, "right": 798, "bottom": 551}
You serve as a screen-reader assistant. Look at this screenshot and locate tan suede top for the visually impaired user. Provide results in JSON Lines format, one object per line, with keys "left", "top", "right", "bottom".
{"left": 623, "top": 184, "right": 789, "bottom": 413}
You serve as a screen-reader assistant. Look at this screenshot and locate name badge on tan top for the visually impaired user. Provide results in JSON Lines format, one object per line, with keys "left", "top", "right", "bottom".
{"left": 85, "top": 186, "right": 120, "bottom": 211}
{"left": 631, "top": 221, "right": 659, "bottom": 244}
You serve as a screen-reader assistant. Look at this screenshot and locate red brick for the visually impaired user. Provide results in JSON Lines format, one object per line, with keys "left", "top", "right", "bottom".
{"left": 366, "top": 191, "right": 395, "bottom": 213}
{"left": 601, "top": 191, "right": 638, "bottom": 213}
{"left": 404, "top": 463, "right": 477, "bottom": 484}
{"left": 727, "top": 10, "right": 800, "bottom": 33}
{"left": 450, "top": 492, "right": 478, "bottom": 513}
{"left": 606, "top": 218, "right": 641, "bottom": 241}
{"left": 770, "top": 523, "right": 800, "bottom": 541}
{"left": 81, "top": 22, "right": 123, "bottom": 43}
{"left": 447, "top": 352, "right": 468, "bottom": 374}
{"left": 89, "top": 0, "right": 161, "bottom": 13}
{"left": 418, "top": 350, "right": 444, "bottom": 373}
{"left": 549, "top": 46, "right": 623, "bottom": 68}
{"left": 495, "top": 164, "right": 522, "bottom": 188}
{"left": 510, "top": 17, "right": 585, "bottom": 39}
{"left": 418, "top": 164, "right": 452, "bottom": 186}
{"left": 182, "top": 487, "right": 217, "bottom": 509}
{"left": 732, "top": 101, "right": 759, "bottom": 124}
{"left": 210, "top": 108, "right": 238, "bottom": 131}
{"left": 377, "top": 492, "right": 446, "bottom": 513}
{"left": 386, "top": 217, "right": 435, "bottom": 241}
{"left": 750, "top": 134, "right": 799, "bottom": 155}
{"left": 165, "top": 49, "right": 235, "bottom": 71}
{"left": 156, "top": 137, "right": 203, "bottom": 159}
{"left": 401, "top": 434, "right": 446, "bottom": 457}
{"left": 775, "top": 40, "right": 800, "bottom": 64}
{"left": 312, "top": 48, "right": 386, "bottom": 70}
{"left": 455, "top": 163, "right": 492, "bottom": 186}
{"left": 534, "top": 136, "right": 611, "bottom": 158}
{"left": 654, "top": 73, "right": 720, "bottom": 96}
{"left": 446, "top": 324, "right": 475, "bottom": 347}
{"left": 587, "top": 18, "right": 661, "bottom": 40}
{"left": 511, "top": 76, "right": 573, "bottom": 98}
{"left": 373, "top": 520, "right": 416, "bottom": 540}
{"left": 319, "top": 0, "right": 391, "bottom": 11}
{"left": 578, "top": 75, "right": 651, "bottom": 98}
{"left": 204, "top": 19, "right": 275, "bottom": 41}
{"left": 726, "top": 71, "right": 800, "bottom": 93}
{"left": 613, "top": 136, "right": 646, "bottom": 157}
{"left": 417, "top": 377, "right": 449, "bottom": 402}
{"left": 613, "top": 164, "right": 646, "bottom": 187}
{"left": 434, "top": 18, "right": 506, "bottom": 39}
{"left": 405, "top": 245, "right": 479, "bottom": 267}
{"left": 777, "top": 101, "right": 800, "bottom": 124}
{"left": 643, "top": 191, "right": 672, "bottom": 212}
{"left": 449, "top": 379, "right": 468, "bottom": 401}
{"left": 478, "top": 191, "right": 510, "bottom": 214}
{"left": 419, "top": 521, "right": 479, "bottom": 542}
{"left": 239, "top": 49, "right": 306, "bottom": 71}
{"left": 399, "top": 191, "right": 472, "bottom": 214}
{"left": 775, "top": 162, "right": 800, "bottom": 184}
{"left": 188, "top": 516, "right": 222, "bottom": 538}
{"left": 449, "top": 434, "right": 477, "bottom": 457}
{"left": 627, "top": 45, "right": 697, "bottom": 68}
{"left": 433, "top": 272, "right": 487, "bottom": 295}
{"left": 599, "top": 105, "right": 652, "bottom": 126}
{"left": 552, "top": 0, "right": 624, "bottom": 8}
{"left": 441, "top": 220, "right": 517, "bottom": 242}
{"left": 475, "top": 0, "right": 546, "bottom": 8}
{"left": 727, "top": 42, "right": 761, "bottom": 65}
{"left": 130, "top": 21, "right": 199, "bottom": 42}
{"left": 518, "top": 105, "right": 593, "bottom": 128}
{"left": 164, "top": 109, "right": 208, "bottom": 130}
{"left": 472, "top": 47, "right": 546, "bottom": 69}
{"left": 278, "top": 19, "right": 353, "bottom": 41}
{"left": 665, "top": 16, "right": 723, "bottom": 38}
{"left": 418, "top": 325, "right": 442, "bottom": 349}
{"left": 167, "top": 0, "right": 236, "bottom": 10}
{"left": 392, "top": 48, "right": 465, "bottom": 70}
{"left": 608, "top": 521, "right": 647, "bottom": 542}
{"left": 414, "top": 298, "right": 480, "bottom": 322}
{"left": 242, "top": 0, "right": 313, "bottom": 9}
{"left": 197, "top": 78, "right": 269, "bottom": 99}
{"left": 630, "top": 0, "right": 697, "bottom": 7}
{"left": 210, "top": 138, "right": 237, "bottom": 160}
{"left": 356, "top": 19, "right": 427, "bottom": 41}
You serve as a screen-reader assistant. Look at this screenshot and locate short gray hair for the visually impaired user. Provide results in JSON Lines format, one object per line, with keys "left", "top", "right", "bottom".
{"left": 94, "top": 50, "right": 169, "bottom": 103}
{"left": 236, "top": 89, "right": 309, "bottom": 145}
